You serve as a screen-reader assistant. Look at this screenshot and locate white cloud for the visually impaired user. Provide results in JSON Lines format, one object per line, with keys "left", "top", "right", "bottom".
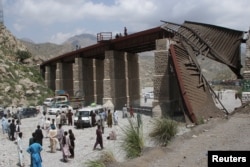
{"left": 6, "top": 0, "right": 159, "bottom": 25}
{"left": 49, "top": 28, "right": 88, "bottom": 44}
{"left": 13, "top": 23, "right": 25, "bottom": 32}
{"left": 3, "top": 0, "right": 250, "bottom": 43}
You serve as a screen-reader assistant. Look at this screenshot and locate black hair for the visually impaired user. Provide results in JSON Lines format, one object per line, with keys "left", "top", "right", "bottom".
{"left": 19, "top": 132, "right": 23, "bottom": 138}
{"left": 32, "top": 132, "right": 36, "bottom": 138}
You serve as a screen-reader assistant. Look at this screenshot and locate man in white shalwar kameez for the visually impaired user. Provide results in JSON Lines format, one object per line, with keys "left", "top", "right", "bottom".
{"left": 1, "top": 114, "right": 8, "bottom": 134}
{"left": 40, "top": 112, "right": 46, "bottom": 129}
{"left": 44, "top": 118, "right": 51, "bottom": 137}
{"left": 49, "top": 125, "right": 58, "bottom": 153}
{"left": 17, "top": 132, "right": 24, "bottom": 167}
{"left": 56, "top": 113, "right": 61, "bottom": 128}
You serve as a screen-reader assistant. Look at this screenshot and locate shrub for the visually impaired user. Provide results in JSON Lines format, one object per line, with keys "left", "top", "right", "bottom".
{"left": 149, "top": 117, "right": 178, "bottom": 146}
{"left": 85, "top": 151, "right": 116, "bottom": 167}
{"left": 99, "top": 150, "right": 116, "bottom": 165}
{"left": 16, "top": 50, "right": 31, "bottom": 62}
{"left": 197, "top": 117, "right": 205, "bottom": 125}
{"left": 120, "top": 118, "right": 144, "bottom": 159}
{"left": 85, "top": 160, "right": 105, "bottom": 167}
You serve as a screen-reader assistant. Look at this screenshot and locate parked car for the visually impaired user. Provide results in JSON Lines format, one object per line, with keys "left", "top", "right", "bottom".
{"left": 74, "top": 104, "right": 104, "bottom": 128}
{"left": 47, "top": 104, "right": 73, "bottom": 115}
{"left": 145, "top": 91, "right": 154, "bottom": 99}
{"left": 0, "top": 106, "right": 4, "bottom": 118}
{"left": 43, "top": 97, "right": 55, "bottom": 107}
{"left": 13, "top": 107, "right": 38, "bottom": 119}
{"left": 0, "top": 110, "right": 4, "bottom": 119}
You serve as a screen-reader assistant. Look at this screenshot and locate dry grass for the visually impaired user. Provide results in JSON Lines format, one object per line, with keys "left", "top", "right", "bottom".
{"left": 85, "top": 151, "right": 116, "bottom": 167}
{"left": 120, "top": 118, "right": 144, "bottom": 159}
{"left": 149, "top": 117, "right": 178, "bottom": 146}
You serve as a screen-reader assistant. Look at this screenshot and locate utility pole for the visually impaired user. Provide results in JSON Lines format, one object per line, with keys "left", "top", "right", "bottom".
{"left": 0, "top": 0, "right": 3, "bottom": 24}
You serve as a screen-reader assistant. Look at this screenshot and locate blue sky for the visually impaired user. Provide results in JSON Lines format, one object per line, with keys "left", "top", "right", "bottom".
{"left": 2, "top": 0, "right": 250, "bottom": 44}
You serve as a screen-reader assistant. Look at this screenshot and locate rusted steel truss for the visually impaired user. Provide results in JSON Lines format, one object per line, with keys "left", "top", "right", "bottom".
{"left": 161, "top": 20, "right": 244, "bottom": 79}
{"left": 163, "top": 20, "right": 244, "bottom": 123}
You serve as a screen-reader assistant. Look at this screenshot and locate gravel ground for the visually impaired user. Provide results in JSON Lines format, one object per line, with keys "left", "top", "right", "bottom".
{"left": 0, "top": 109, "right": 157, "bottom": 167}
{"left": 0, "top": 90, "right": 244, "bottom": 167}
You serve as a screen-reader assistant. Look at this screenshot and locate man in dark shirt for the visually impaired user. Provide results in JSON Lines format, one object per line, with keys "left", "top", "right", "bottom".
{"left": 93, "top": 125, "right": 103, "bottom": 150}
{"left": 34, "top": 125, "right": 44, "bottom": 146}
{"left": 9, "top": 119, "right": 16, "bottom": 141}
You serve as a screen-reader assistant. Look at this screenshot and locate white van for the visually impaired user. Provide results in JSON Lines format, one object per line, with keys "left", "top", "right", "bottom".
{"left": 74, "top": 105, "right": 104, "bottom": 128}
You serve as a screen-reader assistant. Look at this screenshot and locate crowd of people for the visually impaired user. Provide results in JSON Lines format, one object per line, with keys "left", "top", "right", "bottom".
{"left": 1, "top": 104, "right": 139, "bottom": 166}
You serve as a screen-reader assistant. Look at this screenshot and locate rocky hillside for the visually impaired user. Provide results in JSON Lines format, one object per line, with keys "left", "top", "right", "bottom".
{"left": 21, "top": 40, "right": 72, "bottom": 60}
{"left": 0, "top": 24, "right": 53, "bottom": 107}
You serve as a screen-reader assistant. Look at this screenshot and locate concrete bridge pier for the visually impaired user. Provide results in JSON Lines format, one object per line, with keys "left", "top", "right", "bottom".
{"left": 153, "top": 38, "right": 183, "bottom": 120}
{"left": 55, "top": 62, "right": 73, "bottom": 96}
{"left": 243, "top": 30, "right": 250, "bottom": 79}
{"left": 45, "top": 65, "right": 56, "bottom": 92}
{"left": 73, "top": 57, "right": 84, "bottom": 97}
{"left": 55, "top": 62, "right": 63, "bottom": 94}
{"left": 103, "top": 50, "right": 140, "bottom": 109}
{"left": 73, "top": 58, "right": 104, "bottom": 105}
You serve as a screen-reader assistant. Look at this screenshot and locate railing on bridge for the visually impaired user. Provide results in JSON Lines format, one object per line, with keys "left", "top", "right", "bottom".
{"left": 132, "top": 106, "right": 153, "bottom": 117}
{"left": 97, "top": 32, "right": 112, "bottom": 42}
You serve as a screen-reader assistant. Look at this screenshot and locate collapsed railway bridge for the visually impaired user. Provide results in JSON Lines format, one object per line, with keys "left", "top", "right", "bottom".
{"left": 40, "top": 21, "right": 249, "bottom": 123}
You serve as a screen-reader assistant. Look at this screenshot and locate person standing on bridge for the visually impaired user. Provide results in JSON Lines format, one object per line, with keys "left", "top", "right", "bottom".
{"left": 124, "top": 27, "right": 128, "bottom": 36}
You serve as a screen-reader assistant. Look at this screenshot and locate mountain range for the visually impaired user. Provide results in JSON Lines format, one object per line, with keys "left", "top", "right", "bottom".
{"left": 20, "top": 33, "right": 97, "bottom": 60}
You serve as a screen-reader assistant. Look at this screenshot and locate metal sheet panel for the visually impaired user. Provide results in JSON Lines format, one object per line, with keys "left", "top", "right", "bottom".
{"left": 161, "top": 21, "right": 244, "bottom": 78}
{"left": 170, "top": 44, "right": 223, "bottom": 123}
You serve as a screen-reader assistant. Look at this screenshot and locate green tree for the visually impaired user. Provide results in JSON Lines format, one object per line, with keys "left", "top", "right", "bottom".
{"left": 16, "top": 50, "right": 31, "bottom": 62}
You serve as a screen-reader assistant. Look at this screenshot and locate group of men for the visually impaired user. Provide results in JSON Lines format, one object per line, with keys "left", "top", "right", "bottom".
{"left": 1, "top": 107, "right": 77, "bottom": 167}
{"left": 1, "top": 114, "right": 21, "bottom": 141}
{"left": 1, "top": 112, "right": 43, "bottom": 167}
{"left": 1, "top": 105, "right": 141, "bottom": 166}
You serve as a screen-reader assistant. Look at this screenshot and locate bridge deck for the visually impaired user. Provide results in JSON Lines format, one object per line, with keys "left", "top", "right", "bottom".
{"left": 41, "top": 26, "right": 173, "bottom": 67}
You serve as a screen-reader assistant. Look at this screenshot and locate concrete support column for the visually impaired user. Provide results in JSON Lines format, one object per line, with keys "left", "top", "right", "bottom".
{"left": 73, "top": 57, "right": 83, "bottom": 96}
{"left": 93, "top": 59, "right": 97, "bottom": 103}
{"left": 153, "top": 38, "right": 176, "bottom": 117}
{"left": 64, "top": 63, "right": 73, "bottom": 95}
{"left": 243, "top": 31, "right": 250, "bottom": 79}
{"left": 103, "top": 50, "right": 131, "bottom": 109}
{"left": 242, "top": 29, "right": 250, "bottom": 104}
{"left": 95, "top": 59, "right": 104, "bottom": 104}
{"left": 55, "top": 62, "right": 63, "bottom": 94}
{"left": 124, "top": 53, "right": 130, "bottom": 106}
{"left": 45, "top": 66, "right": 51, "bottom": 88}
{"left": 82, "top": 59, "right": 95, "bottom": 105}
{"left": 127, "top": 53, "right": 140, "bottom": 107}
